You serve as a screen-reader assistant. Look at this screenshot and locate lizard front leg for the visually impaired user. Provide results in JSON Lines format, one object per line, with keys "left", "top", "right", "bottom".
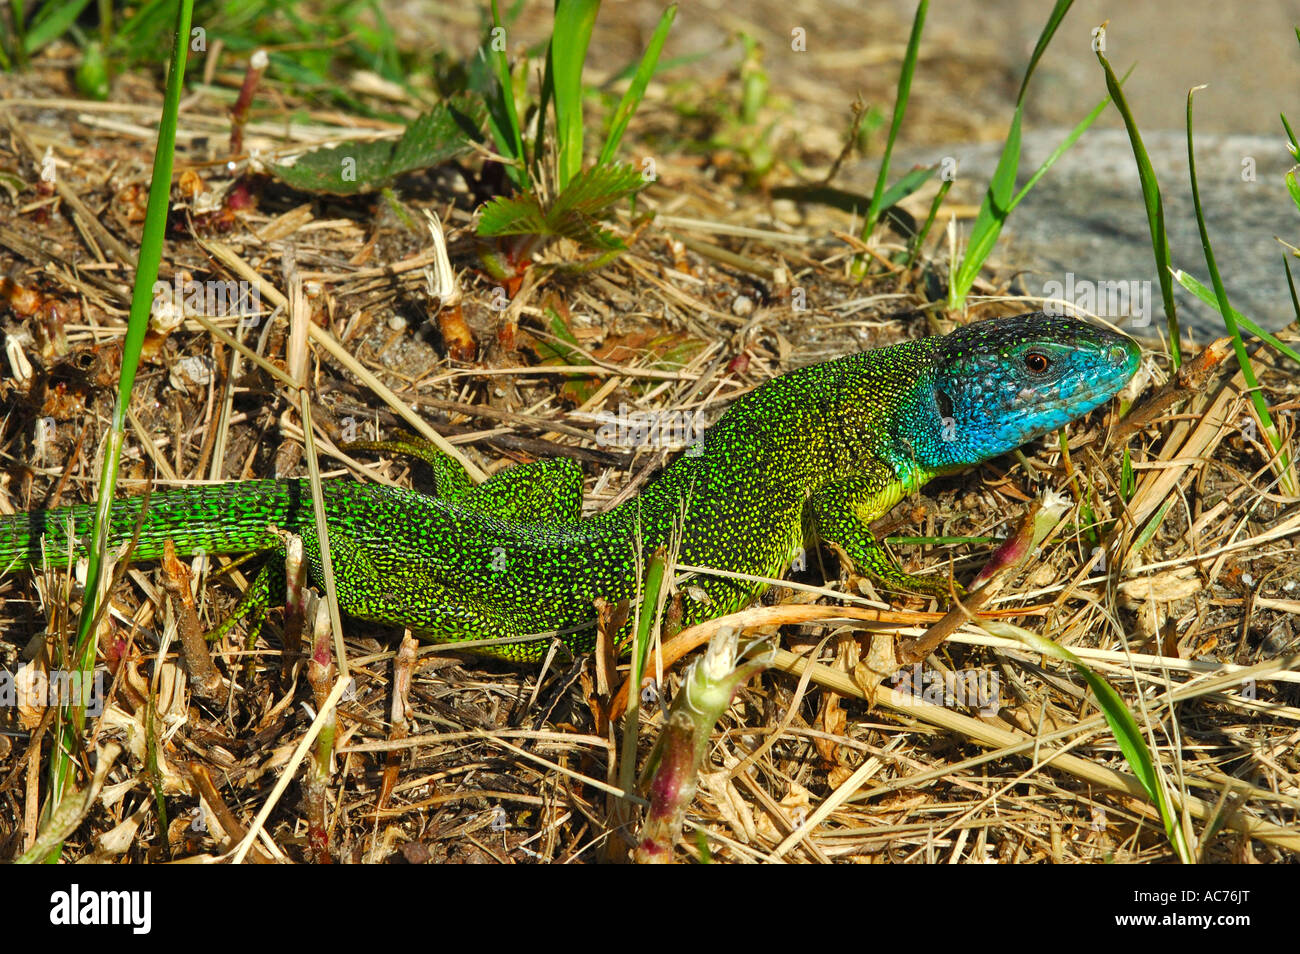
{"left": 809, "top": 468, "right": 962, "bottom": 601}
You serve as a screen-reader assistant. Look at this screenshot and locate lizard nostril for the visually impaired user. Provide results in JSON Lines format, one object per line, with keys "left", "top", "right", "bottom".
{"left": 1107, "top": 345, "right": 1128, "bottom": 366}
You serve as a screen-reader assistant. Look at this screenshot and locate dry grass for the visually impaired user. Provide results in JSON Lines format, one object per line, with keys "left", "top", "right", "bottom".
{"left": 0, "top": 52, "right": 1298, "bottom": 865}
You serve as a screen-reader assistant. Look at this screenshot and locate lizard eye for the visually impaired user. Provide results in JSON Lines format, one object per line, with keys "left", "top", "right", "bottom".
{"left": 1024, "top": 351, "right": 1051, "bottom": 374}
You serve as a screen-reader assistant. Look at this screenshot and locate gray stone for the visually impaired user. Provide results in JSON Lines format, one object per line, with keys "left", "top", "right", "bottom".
{"left": 879, "top": 128, "right": 1296, "bottom": 342}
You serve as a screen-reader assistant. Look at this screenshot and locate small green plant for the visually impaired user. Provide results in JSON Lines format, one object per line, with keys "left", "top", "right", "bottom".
{"left": 474, "top": 1, "right": 677, "bottom": 267}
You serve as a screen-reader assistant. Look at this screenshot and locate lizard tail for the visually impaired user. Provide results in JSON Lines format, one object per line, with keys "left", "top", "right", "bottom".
{"left": 0, "top": 480, "right": 306, "bottom": 572}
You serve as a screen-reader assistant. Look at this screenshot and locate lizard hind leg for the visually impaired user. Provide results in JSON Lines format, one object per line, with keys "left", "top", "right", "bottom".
{"left": 343, "top": 433, "right": 585, "bottom": 523}
{"left": 462, "top": 457, "right": 585, "bottom": 523}
{"left": 205, "top": 549, "right": 286, "bottom": 646}
{"left": 341, "top": 433, "right": 475, "bottom": 501}
{"left": 301, "top": 527, "right": 550, "bottom": 660}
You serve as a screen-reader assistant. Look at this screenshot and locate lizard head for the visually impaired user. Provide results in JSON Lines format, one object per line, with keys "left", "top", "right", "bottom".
{"left": 916, "top": 313, "right": 1141, "bottom": 469}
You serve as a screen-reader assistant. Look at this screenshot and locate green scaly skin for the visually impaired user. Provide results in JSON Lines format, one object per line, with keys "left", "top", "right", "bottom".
{"left": 0, "top": 314, "right": 1141, "bottom": 660}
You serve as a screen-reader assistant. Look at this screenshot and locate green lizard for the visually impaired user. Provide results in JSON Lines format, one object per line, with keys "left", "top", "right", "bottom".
{"left": 0, "top": 313, "right": 1140, "bottom": 659}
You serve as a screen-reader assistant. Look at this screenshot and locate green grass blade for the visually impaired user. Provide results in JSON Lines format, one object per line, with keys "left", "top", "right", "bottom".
{"left": 985, "top": 620, "right": 1191, "bottom": 861}
{"left": 551, "top": 0, "right": 600, "bottom": 190}
{"left": 635, "top": 548, "right": 668, "bottom": 676}
{"left": 948, "top": 103, "right": 1021, "bottom": 309}
{"left": 477, "top": 191, "right": 550, "bottom": 238}
{"left": 1172, "top": 269, "right": 1300, "bottom": 365}
{"left": 597, "top": 3, "right": 676, "bottom": 168}
{"left": 3, "top": 0, "right": 23, "bottom": 66}
{"left": 1015, "top": 0, "right": 1074, "bottom": 104}
{"left": 1097, "top": 48, "right": 1180, "bottom": 367}
{"left": 1131, "top": 496, "right": 1174, "bottom": 554}
{"left": 37, "top": 0, "right": 195, "bottom": 861}
{"left": 860, "top": 0, "right": 928, "bottom": 243}
{"left": 1284, "top": 255, "right": 1300, "bottom": 323}
{"left": 23, "top": 0, "right": 94, "bottom": 54}
{"left": 619, "top": 545, "right": 669, "bottom": 800}
{"left": 1008, "top": 71, "right": 1125, "bottom": 212}
{"left": 484, "top": 0, "right": 529, "bottom": 189}
{"left": 1281, "top": 112, "right": 1299, "bottom": 161}
{"left": 1186, "top": 87, "right": 1296, "bottom": 495}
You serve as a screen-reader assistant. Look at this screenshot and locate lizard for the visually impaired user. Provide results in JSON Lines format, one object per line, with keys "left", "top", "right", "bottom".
{"left": 0, "top": 312, "right": 1141, "bottom": 660}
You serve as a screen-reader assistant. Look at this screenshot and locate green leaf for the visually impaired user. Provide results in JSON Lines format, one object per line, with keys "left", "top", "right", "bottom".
{"left": 1008, "top": 72, "right": 1123, "bottom": 214}
{"left": 269, "top": 97, "right": 484, "bottom": 196}
{"left": 949, "top": 104, "right": 1022, "bottom": 307}
{"left": 861, "top": 0, "right": 928, "bottom": 242}
{"left": 75, "top": 40, "right": 110, "bottom": 101}
{"left": 550, "top": 0, "right": 601, "bottom": 190}
{"left": 598, "top": 4, "right": 676, "bottom": 167}
{"left": 478, "top": 162, "right": 644, "bottom": 251}
{"left": 1173, "top": 269, "right": 1300, "bottom": 365}
{"left": 549, "top": 160, "right": 644, "bottom": 218}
